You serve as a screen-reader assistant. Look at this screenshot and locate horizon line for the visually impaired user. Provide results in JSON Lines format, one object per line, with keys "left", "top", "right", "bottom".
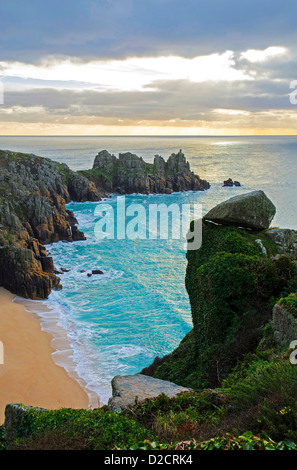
{"left": 0, "top": 134, "right": 296, "bottom": 138}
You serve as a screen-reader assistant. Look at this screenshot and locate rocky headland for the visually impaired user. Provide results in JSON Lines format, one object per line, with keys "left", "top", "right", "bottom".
{"left": 79, "top": 148, "right": 210, "bottom": 194}
{"left": 0, "top": 150, "right": 105, "bottom": 300}
{"left": 0, "top": 148, "right": 209, "bottom": 300}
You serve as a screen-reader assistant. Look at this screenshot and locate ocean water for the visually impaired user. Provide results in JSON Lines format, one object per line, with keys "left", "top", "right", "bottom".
{"left": 3, "top": 135, "right": 297, "bottom": 404}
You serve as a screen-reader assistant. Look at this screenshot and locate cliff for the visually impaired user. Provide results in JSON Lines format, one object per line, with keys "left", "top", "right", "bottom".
{"left": 144, "top": 191, "right": 297, "bottom": 390}
{"left": 0, "top": 150, "right": 104, "bottom": 299}
{"left": 79, "top": 149, "right": 210, "bottom": 194}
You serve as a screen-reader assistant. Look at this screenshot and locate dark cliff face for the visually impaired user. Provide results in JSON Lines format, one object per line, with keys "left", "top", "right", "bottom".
{"left": 0, "top": 150, "right": 104, "bottom": 299}
{"left": 80, "top": 149, "right": 210, "bottom": 194}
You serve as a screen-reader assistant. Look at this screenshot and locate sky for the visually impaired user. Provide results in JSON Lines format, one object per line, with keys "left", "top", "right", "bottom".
{"left": 0, "top": 0, "right": 297, "bottom": 136}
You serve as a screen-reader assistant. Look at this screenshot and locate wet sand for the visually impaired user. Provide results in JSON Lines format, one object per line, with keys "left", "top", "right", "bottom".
{"left": 0, "top": 288, "right": 94, "bottom": 424}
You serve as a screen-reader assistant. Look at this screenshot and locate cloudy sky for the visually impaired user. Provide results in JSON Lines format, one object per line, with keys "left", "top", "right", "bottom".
{"left": 0, "top": 0, "right": 297, "bottom": 135}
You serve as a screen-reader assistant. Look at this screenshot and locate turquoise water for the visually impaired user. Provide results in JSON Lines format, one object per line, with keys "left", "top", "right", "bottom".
{"left": 47, "top": 193, "right": 199, "bottom": 402}
{"left": 4, "top": 135, "right": 297, "bottom": 403}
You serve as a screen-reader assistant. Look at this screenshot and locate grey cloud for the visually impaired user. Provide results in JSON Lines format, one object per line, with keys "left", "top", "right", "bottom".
{"left": 0, "top": 0, "right": 297, "bottom": 62}
{"left": 1, "top": 76, "right": 295, "bottom": 124}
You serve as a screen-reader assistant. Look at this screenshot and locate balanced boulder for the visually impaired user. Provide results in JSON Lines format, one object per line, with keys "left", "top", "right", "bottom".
{"left": 203, "top": 190, "right": 276, "bottom": 231}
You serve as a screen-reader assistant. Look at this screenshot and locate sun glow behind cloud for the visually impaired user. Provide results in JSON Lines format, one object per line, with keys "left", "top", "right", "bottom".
{"left": 0, "top": 45, "right": 295, "bottom": 135}
{"left": 0, "top": 51, "right": 252, "bottom": 93}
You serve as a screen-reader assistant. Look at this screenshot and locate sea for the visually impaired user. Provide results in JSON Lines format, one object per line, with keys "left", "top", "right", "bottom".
{"left": 2, "top": 135, "right": 297, "bottom": 405}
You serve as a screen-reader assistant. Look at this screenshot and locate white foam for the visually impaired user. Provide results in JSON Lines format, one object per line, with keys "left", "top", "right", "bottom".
{"left": 13, "top": 294, "right": 106, "bottom": 407}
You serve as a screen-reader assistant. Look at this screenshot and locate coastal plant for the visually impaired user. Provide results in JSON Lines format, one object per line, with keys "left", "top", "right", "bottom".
{"left": 8, "top": 407, "right": 153, "bottom": 450}
{"left": 119, "top": 433, "right": 297, "bottom": 451}
{"left": 122, "top": 391, "right": 227, "bottom": 442}
{"left": 226, "top": 362, "right": 297, "bottom": 441}
{"left": 192, "top": 432, "right": 297, "bottom": 450}
{"left": 228, "top": 363, "right": 297, "bottom": 409}
{"left": 221, "top": 350, "right": 277, "bottom": 389}
{"left": 256, "top": 399, "right": 297, "bottom": 442}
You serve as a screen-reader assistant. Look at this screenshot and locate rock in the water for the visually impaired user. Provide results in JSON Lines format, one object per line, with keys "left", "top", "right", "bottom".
{"left": 108, "top": 374, "right": 191, "bottom": 412}
{"left": 223, "top": 178, "right": 241, "bottom": 187}
{"left": 92, "top": 269, "right": 104, "bottom": 275}
{"left": 203, "top": 190, "right": 276, "bottom": 230}
{"left": 71, "top": 225, "right": 86, "bottom": 241}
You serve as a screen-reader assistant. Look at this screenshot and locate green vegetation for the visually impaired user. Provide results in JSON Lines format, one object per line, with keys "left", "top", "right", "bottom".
{"left": 277, "top": 293, "right": 297, "bottom": 318}
{"left": 144, "top": 162, "right": 157, "bottom": 176}
{"left": 227, "top": 361, "right": 297, "bottom": 442}
{"left": 4, "top": 407, "right": 153, "bottom": 450}
{"left": 78, "top": 167, "right": 117, "bottom": 184}
{"left": 127, "top": 433, "right": 297, "bottom": 451}
{"left": 151, "top": 223, "right": 297, "bottom": 390}
{"left": 4, "top": 362, "right": 297, "bottom": 450}
{"left": 79, "top": 161, "right": 157, "bottom": 184}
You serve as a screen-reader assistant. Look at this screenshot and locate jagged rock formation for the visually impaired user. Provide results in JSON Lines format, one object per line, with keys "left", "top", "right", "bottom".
{"left": 108, "top": 374, "right": 191, "bottom": 412}
{"left": 79, "top": 149, "right": 210, "bottom": 194}
{"left": 0, "top": 150, "right": 104, "bottom": 299}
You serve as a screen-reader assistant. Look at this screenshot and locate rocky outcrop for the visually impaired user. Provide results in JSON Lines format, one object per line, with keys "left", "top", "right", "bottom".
{"left": 4, "top": 403, "right": 45, "bottom": 443}
{"left": 147, "top": 191, "right": 297, "bottom": 389}
{"left": 108, "top": 374, "right": 191, "bottom": 412}
{"left": 0, "top": 150, "right": 104, "bottom": 299}
{"left": 265, "top": 228, "right": 297, "bottom": 260}
{"left": 82, "top": 149, "right": 210, "bottom": 194}
{"left": 203, "top": 190, "right": 276, "bottom": 231}
{"left": 272, "top": 302, "right": 297, "bottom": 347}
{"left": 223, "top": 178, "right": 241, "bottom": 187}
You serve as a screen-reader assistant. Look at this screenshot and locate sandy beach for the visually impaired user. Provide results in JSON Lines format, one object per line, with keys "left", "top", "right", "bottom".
{"left": 0, "top": 288, "right": 93, "bottom": 425}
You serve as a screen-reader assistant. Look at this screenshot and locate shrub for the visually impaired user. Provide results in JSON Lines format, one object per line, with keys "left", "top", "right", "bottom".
{"left": 221, "top": 351, "right": 276, "bottom": 389}
{"left": 120, "top": 433, "right": 297, "bottom": 451}
{"left": 122, "top": 391, "right": 227, "bottom": 442}
{"left": 8, "top": 407, "right": 153, "bottom": 450}
{"left": 227, "top": 362, "right": 297, "bottom": 441}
